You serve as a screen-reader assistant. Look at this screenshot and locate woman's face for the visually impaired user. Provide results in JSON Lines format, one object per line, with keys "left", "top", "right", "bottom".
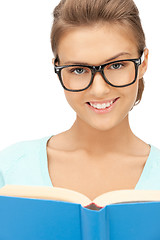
{"left": 54, "top": 24, "right": 148, "bottom": 131}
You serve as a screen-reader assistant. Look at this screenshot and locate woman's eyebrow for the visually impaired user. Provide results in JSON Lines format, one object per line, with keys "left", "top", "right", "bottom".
{"left": 104, "top": 52, "right": 131, "bottom": 63}
{"left": 63, "top": 52, "right": 131, "bottom": 65}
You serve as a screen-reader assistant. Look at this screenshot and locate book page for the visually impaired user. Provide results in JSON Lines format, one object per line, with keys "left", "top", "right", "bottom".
{"left": 93, "top": 190, "right": 160, "bottom": 207}
{"left": 1, "top": 185, "right": 160, "bottom": 208}
{"left": 0, "top": 185, "right": 92, "bottom": 206}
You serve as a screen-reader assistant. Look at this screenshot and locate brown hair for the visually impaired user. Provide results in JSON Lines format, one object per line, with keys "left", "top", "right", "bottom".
{"left": 50, "top": 0, "right": 146, "bottom": 106}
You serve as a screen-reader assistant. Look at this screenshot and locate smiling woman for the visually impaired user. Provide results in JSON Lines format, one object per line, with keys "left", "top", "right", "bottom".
{"left": 54, "top": 23, "right": 147, "bottom": 134}
{"left": 0, "top": 0, "right": 160, "bottom": 201}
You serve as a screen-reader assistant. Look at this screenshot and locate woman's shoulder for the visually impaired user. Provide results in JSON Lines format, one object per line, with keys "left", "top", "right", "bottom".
{"left": 0, "top": 135, "right": 53, "bottom": 188}
{"left": 0, "top": 135, "right": 52, "bottom": 165}
{"left": 150, "top": 144, "right": 160, "bottom": 159}
{"left": 136, "top": 144, "right": 160, "bottom": 190}
{"left": 146, "top": 144, "right": 160, "bottom": 173}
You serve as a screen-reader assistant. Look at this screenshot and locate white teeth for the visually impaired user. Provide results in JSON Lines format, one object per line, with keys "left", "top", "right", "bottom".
{"left": 90, "top": 101, "right": 114, "bottom": 109}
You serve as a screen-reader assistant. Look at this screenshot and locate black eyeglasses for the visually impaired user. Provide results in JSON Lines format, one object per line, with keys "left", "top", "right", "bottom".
{"left": 54, "top": 53, "right": 144, "bottom": 92}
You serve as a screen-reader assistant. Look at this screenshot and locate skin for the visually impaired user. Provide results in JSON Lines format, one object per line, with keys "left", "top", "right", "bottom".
{"left": 47, "top": 23, "right": 151, "bottom": 199}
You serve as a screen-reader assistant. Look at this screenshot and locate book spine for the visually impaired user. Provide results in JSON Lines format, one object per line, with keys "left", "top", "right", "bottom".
{"left": 80, "top": 206, "right": 109, "bottom": 240}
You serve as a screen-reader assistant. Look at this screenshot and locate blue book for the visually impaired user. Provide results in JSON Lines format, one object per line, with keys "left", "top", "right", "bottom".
{"left": 0, "top": 185, "right": 160, "bottom": 240}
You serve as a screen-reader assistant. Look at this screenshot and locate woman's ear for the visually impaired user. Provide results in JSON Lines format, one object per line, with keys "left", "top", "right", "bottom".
{"left": 139, "top": 48, "right": 149, "bottom": 79}
{"left": 52, "top": 56, "right": 59, "bottom": 65}
{"left": 52, "top": 58, "right": 55, "bottom": 65}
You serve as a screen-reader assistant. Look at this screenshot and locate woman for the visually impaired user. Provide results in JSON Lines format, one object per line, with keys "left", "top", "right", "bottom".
{"left": 0, "top": 0, "right": 160, "bottom": 200}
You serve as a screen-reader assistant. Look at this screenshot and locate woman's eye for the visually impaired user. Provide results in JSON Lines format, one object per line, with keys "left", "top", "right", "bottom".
{"left": 110, "top": 63, "right": 123, "bottom": 70}
{"left": 71, "top": 68, "right": 86, "bottom": 74}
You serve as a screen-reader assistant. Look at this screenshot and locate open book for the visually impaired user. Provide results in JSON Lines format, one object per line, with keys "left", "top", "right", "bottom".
{"left": 1, "top": 185, "right": 160, "bottom": 239}
{"left": 1, "top": 184, "right": 160, "bottom": 210}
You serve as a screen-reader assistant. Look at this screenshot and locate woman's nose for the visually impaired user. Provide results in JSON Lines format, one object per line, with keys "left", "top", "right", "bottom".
{"left": 89, "top": 72, "right": 111, "bottom": 96}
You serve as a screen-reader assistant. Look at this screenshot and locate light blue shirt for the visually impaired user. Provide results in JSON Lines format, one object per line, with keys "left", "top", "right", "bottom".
{"left": 0, "top": 136, "right": 160, "bottom": 190}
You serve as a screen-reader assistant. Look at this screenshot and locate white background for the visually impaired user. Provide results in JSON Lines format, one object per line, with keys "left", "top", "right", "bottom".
{"left": 0, "top": 0, "right": 159, "bottom": 150}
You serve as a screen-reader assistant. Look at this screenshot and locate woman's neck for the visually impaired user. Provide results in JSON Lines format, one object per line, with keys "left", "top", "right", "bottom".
{"left": 67, "top": 115, "right": 137, "bottom": 155}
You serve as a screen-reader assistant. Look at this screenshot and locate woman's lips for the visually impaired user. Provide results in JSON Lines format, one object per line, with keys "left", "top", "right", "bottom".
{"left": 86, "top": 97, "right": 119, "bottom": 114}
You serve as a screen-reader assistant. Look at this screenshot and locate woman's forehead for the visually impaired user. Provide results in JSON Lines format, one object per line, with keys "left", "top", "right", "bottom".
{"left": 57, "top": 24, "right": 138, "bottom": 65}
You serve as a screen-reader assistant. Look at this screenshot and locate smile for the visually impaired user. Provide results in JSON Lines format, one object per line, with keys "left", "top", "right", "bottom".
{"left": 86, "top": 97, "right": 119, "bottom": 113}
{"left": 89, "top": 101, "right": 114, "bottom": 109}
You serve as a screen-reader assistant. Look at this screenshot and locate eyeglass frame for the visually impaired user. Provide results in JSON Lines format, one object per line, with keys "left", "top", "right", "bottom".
{"left": 54, "top": 52, "right": 144, "bottom": 92}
